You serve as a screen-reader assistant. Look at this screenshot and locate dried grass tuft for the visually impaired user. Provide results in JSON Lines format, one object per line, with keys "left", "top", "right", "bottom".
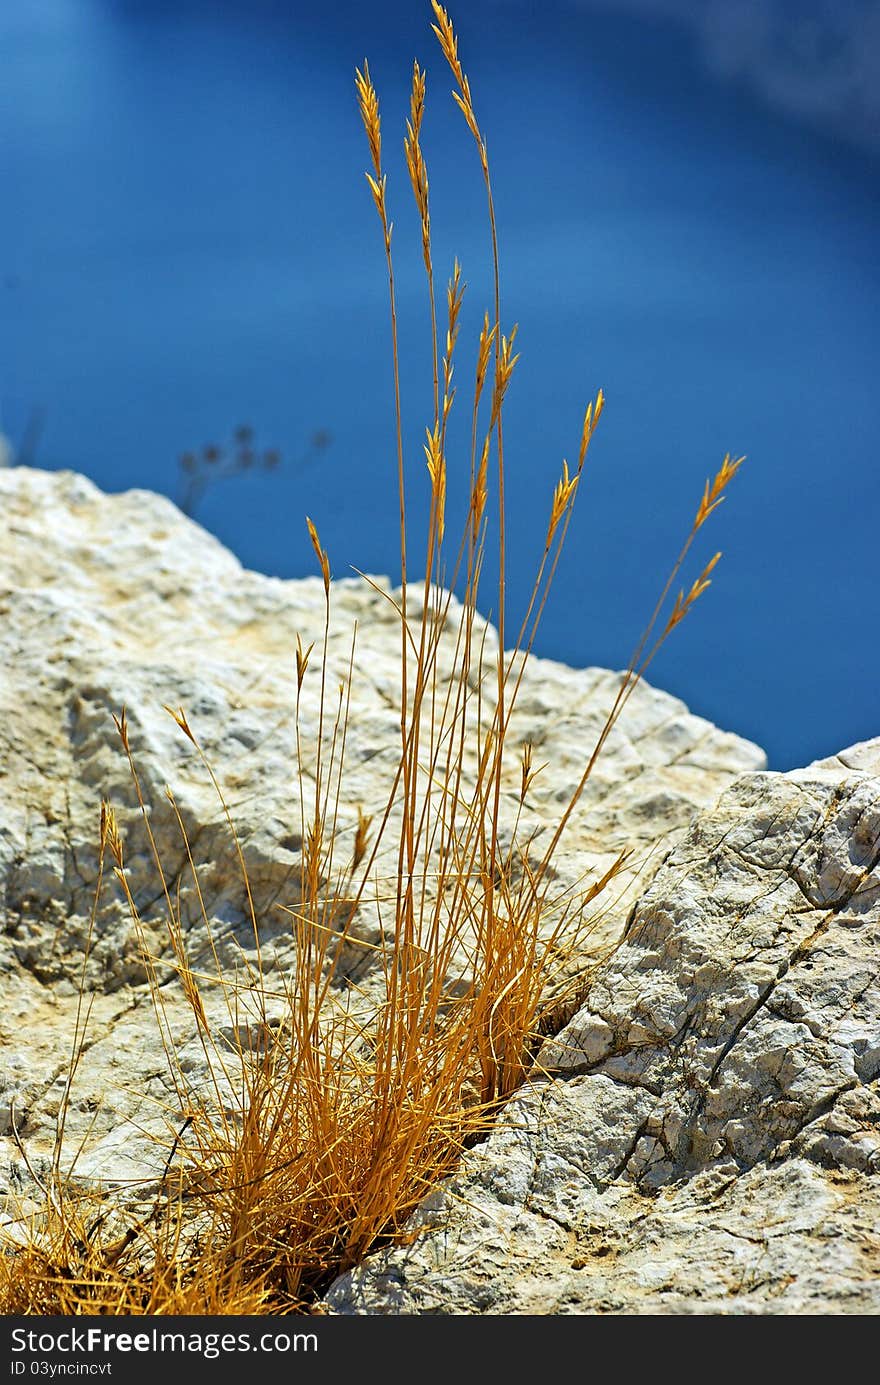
{"left": 1, "top": 3, "right": 741, "bottom": 1316}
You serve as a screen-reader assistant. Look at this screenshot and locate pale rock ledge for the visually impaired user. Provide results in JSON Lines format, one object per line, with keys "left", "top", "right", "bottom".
{"left": 325, "top": 741, "right": 880, "bottom": 1313}
{"left": 10, "top": 467, "right": 872, "bottom": 1314}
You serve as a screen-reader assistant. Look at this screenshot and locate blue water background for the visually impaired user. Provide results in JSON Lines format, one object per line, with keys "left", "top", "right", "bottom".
{"left": 2, "top": 0, "right": 878, "bottom": 768}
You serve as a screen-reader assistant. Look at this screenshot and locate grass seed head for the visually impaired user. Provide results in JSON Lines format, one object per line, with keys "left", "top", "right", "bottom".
{"left": 353, "top": 808, "right": 373, "bottom": 871}
{"left": 665, "top": 550, "right": 723, "bottom": 633}
{"left": 547, "top": 460, "right": 579, "bottom": 548}
{"left": 696, "top": 452, "right": 744, "bottom": 529}
{"left": 405, "top": 61, "right": 431, "bottom": 273}
{"left": 424, "top": 424, "right": 447, "bottom": 543}
{"left": 296, "top": 633, "right": 314, "bottom": 693}
{"left": 355, "top": 61, "right": 382, "bottom": 178}
{"left": 305, "top": 516, "right": 331, "bottom": 595}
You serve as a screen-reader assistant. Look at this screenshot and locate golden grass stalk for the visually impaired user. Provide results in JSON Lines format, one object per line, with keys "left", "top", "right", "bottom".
{"left": 1, "top": 3, "right": 741, "bottom": 1316}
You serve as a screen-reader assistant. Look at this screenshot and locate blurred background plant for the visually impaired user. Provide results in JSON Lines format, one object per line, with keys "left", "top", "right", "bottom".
{"left": 0, "top": 404, "right": 45, "bottom": 470}
{"left": 178, "top": 424, "right": 331, "bottom": 518}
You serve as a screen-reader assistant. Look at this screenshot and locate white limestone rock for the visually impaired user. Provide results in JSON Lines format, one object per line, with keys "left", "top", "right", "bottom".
{"left": 4, "top": 467, "right": 872, "bottom": 1314}
{"left": 9, "top": 466, "right": 879, "bottom": 1313}
{"left": 0, "top": 466, "right": 764, "bottom": 1201}
{"left": 324, "top": 745, "right": 880, "bottom": 1313}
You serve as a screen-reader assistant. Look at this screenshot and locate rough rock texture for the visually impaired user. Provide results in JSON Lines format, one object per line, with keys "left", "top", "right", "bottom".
{"left": 0, "top": 466, "right": 764, "bottom": 1202}
{"left": 325, "top": 740, "right": 880, "bottom": 1313}
{"left": 10, "top": 468, "right": 877, "bottom": 1313}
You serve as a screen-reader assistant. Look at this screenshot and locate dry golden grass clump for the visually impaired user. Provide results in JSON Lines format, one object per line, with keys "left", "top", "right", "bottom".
{"left": 0, "top": 2, "right": 741, "bottom": 1315}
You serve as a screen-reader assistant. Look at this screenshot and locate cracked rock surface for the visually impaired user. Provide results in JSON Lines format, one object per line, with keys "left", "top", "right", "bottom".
{"left": 1, "top": 467, "right": 763, "bottom": 1204}
{"left": 5, "top": 469, "right": 878, "bottom": 1313}
{"left": 325, "top": 742, "right": 880, "bottom": 1313}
